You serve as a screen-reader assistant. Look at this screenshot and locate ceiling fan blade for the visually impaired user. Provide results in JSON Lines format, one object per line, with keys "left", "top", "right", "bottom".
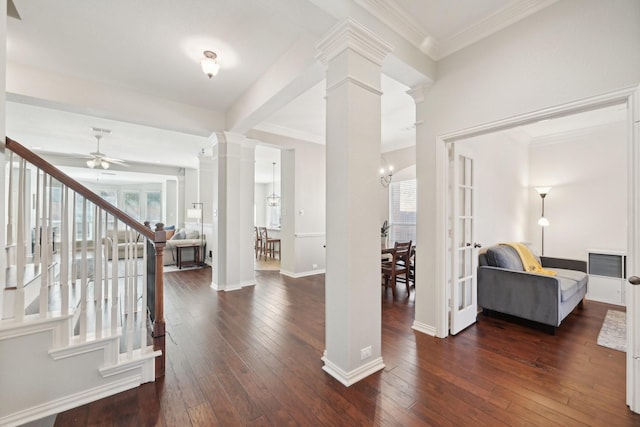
{"left": 8, "top": 0, "right": 21, "bottom": 20}
{"left": 103, "top": 157, "right": 129, "bottom": 166}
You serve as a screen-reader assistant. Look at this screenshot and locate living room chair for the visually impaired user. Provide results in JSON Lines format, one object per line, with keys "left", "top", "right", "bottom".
{"left": 382, "top": 242, "right": 411, "bottom": 298}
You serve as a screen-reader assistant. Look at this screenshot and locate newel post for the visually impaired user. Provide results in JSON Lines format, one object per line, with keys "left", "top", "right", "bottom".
{"left": 153, "top": 222, "right": 166, "bottom": 378}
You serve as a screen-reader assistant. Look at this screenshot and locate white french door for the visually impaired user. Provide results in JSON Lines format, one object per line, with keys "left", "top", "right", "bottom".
{"left": 450, "top": 143, "right": 479, "bottom": 335}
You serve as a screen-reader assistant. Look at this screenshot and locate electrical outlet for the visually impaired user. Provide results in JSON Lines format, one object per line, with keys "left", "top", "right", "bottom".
{"left": 312, "top": 263, "right": 318, "bottom": 269}
{"left": 360, "top": 346, "right": 372, "bottom": 360}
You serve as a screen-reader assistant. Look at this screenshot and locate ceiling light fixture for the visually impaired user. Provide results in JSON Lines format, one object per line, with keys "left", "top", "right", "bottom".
{"left": 201, "top": 50, "right": 220, "bottom": 78}
{"left": 267, "top": 162, "right": 280, "bottom": 207}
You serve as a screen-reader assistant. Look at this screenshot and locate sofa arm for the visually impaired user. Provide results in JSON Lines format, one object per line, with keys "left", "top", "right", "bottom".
{"left": 541, "top": 257, "right": 587, "bottom": 273}
{"left": 478, "top": 266, "right": 560, "bottom": 326}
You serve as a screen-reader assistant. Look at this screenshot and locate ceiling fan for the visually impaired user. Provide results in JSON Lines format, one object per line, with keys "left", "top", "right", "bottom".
{"left": 85, "top": 132, "right": 127, "bottom": 169}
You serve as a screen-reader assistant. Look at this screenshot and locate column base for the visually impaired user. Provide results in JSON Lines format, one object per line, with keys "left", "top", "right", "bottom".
{"left": 321, "top": 351, "right": 385, "bottom": 387}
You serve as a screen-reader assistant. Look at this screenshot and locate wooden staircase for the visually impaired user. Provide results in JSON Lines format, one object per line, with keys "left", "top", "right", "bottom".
{"left": 0, "top": 137, "right": 167, "bottom": 426}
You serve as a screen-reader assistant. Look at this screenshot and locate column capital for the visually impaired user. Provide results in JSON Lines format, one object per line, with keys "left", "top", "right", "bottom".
{"left": 407, "top": 82, "right": 433, "bottom": 104}
{"left": 315, "top": 18, "right": 393, "bottom": 67}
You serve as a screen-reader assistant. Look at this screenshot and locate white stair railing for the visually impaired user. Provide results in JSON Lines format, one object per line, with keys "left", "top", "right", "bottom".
{"left": 3, "top": 137, "right": 166, "bottom": 375}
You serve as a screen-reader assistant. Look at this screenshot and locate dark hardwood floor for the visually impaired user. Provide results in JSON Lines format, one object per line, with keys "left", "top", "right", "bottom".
{"left": 55, "top": 267, "right": 640, "bottom": 426}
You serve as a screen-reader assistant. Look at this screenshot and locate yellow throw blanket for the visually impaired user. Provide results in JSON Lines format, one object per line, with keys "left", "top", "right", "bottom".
{"left": 501, "top": 242, "right": 556, "bottom": 276}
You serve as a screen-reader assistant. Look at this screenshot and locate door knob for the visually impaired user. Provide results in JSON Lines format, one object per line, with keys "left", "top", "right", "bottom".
{"left": 474, "top": 243, "right": 482, "bottom": 248}
{"left": 629, "top": 276, "right": 640, "bottom": 285}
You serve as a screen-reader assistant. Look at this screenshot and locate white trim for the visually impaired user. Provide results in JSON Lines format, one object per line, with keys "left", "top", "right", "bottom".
{"left": 326, "top": 76, "right": 383, "bottom": 97}
{"left": 433, "top": 0, "right": 559, "bottom": 60}
{"left": 49, "top": 333, "right": 120, "bottom": 362}
{"left": 315, "top": 18, "right": 393, "bottom": 67}
{"left": 294, "top": 232, "right": 325, "bottom": 238}
{"left": 280, "top": 268, "right": 326, "bottom": 278}
{"left": 0, "top": 376, "right": 143, "bottom": 427}
{"left": 411, "top": 320, "right": 437, "bottom": 337}
{"left": 100, "top": 349, "right": 161, "bottom": 378}
{"left": 354, "top": 0, "right": 558, "bottom": 60}
{"left": 321, "top": 353, "right": 385, "bottom": 387}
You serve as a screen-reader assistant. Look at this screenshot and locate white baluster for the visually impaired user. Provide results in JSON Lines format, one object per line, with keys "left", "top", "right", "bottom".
{"left": 40, "top": 172, "right": 49, "bottom": 316}
{"left": 141, "top": 232, "right": 147, "bottom": 353}
{"left": 47, "top": 176, "right": 54, "bottom": 266}
{"left": 14, "top": 158, "right": 26, "bottom": 320}
{"left": 79, "top": 197, "right": 88, "bottom": 340}
{"left": 6, "top": 151, "right": 13, "bottom": 245}
{"left": 33, "top": 169, "right": 41, "bottom": 265}
{"left": 71, "top": 193, "right": 77, "bottom": 287}
{"left": 110, "top": 220, "right": 119, "bottom": 335}
{"left": 94, "top": 205, "right": 103, "bottom": 339}
{"left": 60, "top": 185, "right": 69, "bottom": 317}
{"left": 126, "top": 227, "right": 134, "bottom": 358}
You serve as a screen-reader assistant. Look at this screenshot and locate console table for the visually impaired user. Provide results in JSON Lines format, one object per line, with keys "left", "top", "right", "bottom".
{"left": 176, "top": 243, "right": 200, "bottom": 269}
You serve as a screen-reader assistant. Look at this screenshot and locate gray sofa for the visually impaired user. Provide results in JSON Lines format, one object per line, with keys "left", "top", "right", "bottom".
{"left": 478, "top": 244, "right": 588, "bottom": 334}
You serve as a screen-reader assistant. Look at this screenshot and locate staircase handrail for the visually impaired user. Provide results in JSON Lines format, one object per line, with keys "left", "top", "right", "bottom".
{"left": 4, "top": 137, "right": 159, "bottom": 242}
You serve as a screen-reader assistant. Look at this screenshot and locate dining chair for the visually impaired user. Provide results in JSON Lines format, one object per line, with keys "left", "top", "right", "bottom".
{"left": 259, "top": 227, "right": 281, "bottom": 260}
{"left": 254, "top": 226, "right": 263, "bottom": 259}
{"left": 381, "top": 242, "right": 411, "bottom": 298}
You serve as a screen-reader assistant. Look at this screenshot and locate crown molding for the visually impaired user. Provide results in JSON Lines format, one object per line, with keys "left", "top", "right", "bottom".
{"left": 432, "top": 0, "right": 559, "bottom": 60}
{"left": 315, "top": 18, "right": 393, "bottom": 67}
{"left": 353, "top": 0, "right": 558, "bottom": 60}
{"left": 352, "top": 0, "right": 430, "bottom": 54}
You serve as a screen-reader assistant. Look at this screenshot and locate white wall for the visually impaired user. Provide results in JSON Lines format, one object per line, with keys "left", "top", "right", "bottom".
{"left": 458, "top": 133, "right": 529, "bottom": 249}
{"left": 280, "top": 142, "right": 326, "bottom": 276}
{"left": 527, "top": 122, "right": 627, "bottom": 260}
{"left": 254, "top": 183, "right": 268, "bottom": 226}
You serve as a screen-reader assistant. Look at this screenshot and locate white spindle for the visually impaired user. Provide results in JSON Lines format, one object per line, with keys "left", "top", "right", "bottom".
{"left": 79, "top": 197, "right": 88, "bottom": 339}
{"left": 71, "top": 193, "right": 77, "bottom": 286}
{"left": 14, "top": 158, "right": 26, "bottom": 320}
{"left": 33, "top": 169, "right": 41, "bottom": 265}
{"left": 126, "top": 227, "right": 134, "bottom": 358}
{"left": 140, "top": 232, "right": 147, "bottom": 353}
{"left": 94, "top": 205, "right": 103, "bottom": 338}
{"left": 40, "top": 173, "right": 49, "bottom": 316}
{"left": 47, "top": 176, "right": 54, "bottom": 267}
{"left": 111, "top": 220, "right": 119, "bottom": 334}
{"left": 6, "top": 151, "right": 13, "bottom": 245}
{"left": 60, "top": 185, "right": 69, "bottom": 316}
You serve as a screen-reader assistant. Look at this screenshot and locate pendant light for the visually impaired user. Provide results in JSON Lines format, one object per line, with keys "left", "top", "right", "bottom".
{"left": 267, "top": 162, "right": 280, "bottom": 207}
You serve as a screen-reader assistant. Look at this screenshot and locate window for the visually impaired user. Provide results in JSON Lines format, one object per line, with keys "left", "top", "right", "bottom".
{"left": 145, "top": 191, "right": 162, "bottom": 224}
{"left": 389, "top": 179, "right": 416, "bottom": 244}
{"left": 123, "top": 191, "right": 140, "bottom": 220}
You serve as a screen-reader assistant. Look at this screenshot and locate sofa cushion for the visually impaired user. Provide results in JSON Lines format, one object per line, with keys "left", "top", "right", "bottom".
{"left": 549, "top": 268, "right": 588, "bottom": 302}
{"left": 186, "top": 230, "right": 200, "bottom": 239}
{"left": 171, "top": 229, "right": 186, "bottom": 240}
{"left": 485, "top": 246, "right": 524, "bottom": 271}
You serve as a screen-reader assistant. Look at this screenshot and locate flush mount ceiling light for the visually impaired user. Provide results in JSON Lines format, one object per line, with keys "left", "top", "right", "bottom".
{"left": 201, "top": 50, "right": 220, "bottom": 78}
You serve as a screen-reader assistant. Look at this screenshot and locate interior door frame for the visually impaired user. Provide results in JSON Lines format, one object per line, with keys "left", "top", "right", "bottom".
{"left": 437, "top": 85, "right": 640, "bottom": 410}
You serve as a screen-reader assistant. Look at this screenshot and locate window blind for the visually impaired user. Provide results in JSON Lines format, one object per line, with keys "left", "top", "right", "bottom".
{"left": 389, "top": 179, "right": 417, "bottom": 243}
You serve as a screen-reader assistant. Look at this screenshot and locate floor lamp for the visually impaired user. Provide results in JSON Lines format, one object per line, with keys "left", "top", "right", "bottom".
{"left": 536, "top": 187, "right": 551, "bottom": 255}
{"left": 187, "top": 202, "right": 204, "bottom": 266}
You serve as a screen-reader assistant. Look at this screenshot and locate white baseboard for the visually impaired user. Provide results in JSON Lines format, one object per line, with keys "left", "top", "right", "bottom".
{"left": 0, "top": 376, "right": 142, "bottom": 427}
{"left": 280, "top": 268, "right": 326, "bottom": 278}
{"left": 412, "top": 320, "right": 438, "bottom": 337}
{"left": 321, "top": 352, "right": 385, "bottom": 387}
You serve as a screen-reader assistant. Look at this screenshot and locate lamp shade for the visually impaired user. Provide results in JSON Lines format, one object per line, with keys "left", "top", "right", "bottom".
{"left": 187, "top": 208, "right": 202, "bottom": 219}
{"left": 536, "top": 186, "right": 552, "bottom": 196}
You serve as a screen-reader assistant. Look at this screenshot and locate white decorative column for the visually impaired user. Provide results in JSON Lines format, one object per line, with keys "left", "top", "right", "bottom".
{"left": 209, "top": 132, "right": 256, "bottom": 291}
{"left": 316, "top": 19, "right": 392, "bottom": 386}
{"left": 408, "top": 82, "right": 446, "bottom": 337}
